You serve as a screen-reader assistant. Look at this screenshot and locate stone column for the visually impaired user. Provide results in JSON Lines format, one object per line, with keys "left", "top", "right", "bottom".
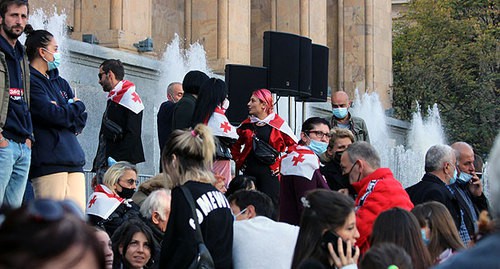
{"left": 185, "top": 0, "right": 192, "bottom": 45}
{"left": 74, "top": 0, "right": 82, "bottom": 32}
{"left": 110, "top": 0, "right": 122, "bottom": 30}
{"left": 217, "top": 0, "right": 228, "bottom": 59}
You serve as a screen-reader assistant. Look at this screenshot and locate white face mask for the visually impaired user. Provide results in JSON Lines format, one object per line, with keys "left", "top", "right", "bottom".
{"left": 222, "top": 98, "right": 230, "bottom": 110}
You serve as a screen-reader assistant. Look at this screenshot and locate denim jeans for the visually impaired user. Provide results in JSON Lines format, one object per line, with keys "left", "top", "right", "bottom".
{"left": 0, "top": 139, "right": 31, "bottom": 208}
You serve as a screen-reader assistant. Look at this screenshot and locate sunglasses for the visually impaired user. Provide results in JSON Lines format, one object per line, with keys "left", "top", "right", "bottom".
{"left": 26, "top": 199, "right": 85, "bottom": 222}
{"left": 98, "top": 72, "right": 107, "bottom": 80}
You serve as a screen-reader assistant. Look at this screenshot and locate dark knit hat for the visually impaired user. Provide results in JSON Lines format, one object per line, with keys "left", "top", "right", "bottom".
{"left": 182, "top": 70, "right": 209, "bottom": 95}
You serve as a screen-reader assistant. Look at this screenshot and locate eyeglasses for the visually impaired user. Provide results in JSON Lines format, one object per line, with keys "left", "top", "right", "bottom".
{"left": 27, "top": 199, "right": 85, "bottom": 222}
{"left": 307, "top": 130, "right": 330, "bottom": 139}
{"left": 120, "top": 178, "right": 138, "bottom": 185}
{"left": 98, "top": 72, "right": 107, "bottom": 80}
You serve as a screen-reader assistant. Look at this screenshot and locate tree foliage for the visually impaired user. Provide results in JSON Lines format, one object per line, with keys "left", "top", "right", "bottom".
{"left": 392, "top": 0, "right": 499, "bottom": 156}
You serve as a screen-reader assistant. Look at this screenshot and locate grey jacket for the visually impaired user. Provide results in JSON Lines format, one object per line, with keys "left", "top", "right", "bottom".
{"left": 327, "top": 113, "right": 370, "bottom": 143}
{"left": 0, "top": 50, "right": 30, "bottom": 133}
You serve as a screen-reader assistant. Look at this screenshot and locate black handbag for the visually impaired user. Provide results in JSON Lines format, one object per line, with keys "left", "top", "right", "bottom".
{"left": 252, "top": 134, "right": 279, "bottom": 165}
{"left": 101, "top": 103, "right": 123, "bottom": 142}
{"left": 215, "top": 136, "right": 234, "bottom": 160}
{"left": 180, "top": 186, "right": 215, "bottom": 269}
{"left": 102, "top": 116, "right": 123, "bottom": 141}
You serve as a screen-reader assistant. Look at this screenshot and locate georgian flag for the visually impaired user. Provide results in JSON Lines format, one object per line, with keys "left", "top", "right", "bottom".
{"left": 248, "top": 113, "right": 299, "bottom": 143}
{"left": 281, "top": 145, "right": 320, "bottom": 179}
{"left": 107, "top": 80, "right": 145, "bottom": 114}
{"left": 86, "top": 184, "right": 124, "bottom": 219}
{"left": 207, "top": 106, "right": 238, "bottom": 139}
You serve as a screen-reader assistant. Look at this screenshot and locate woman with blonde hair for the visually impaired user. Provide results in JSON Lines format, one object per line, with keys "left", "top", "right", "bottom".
{"left": 412, "top": 201, "right": 465, "bottom": 264}
{"left": 159, "top": 124, "right": 233, "bottom": 269}
{"left": 86, "top": 161, "right": 141, "bottom": 237}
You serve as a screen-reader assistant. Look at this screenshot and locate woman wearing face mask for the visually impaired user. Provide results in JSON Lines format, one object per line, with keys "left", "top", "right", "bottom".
{"left": 279, "top": 117, "right": 331, "bottom": 225}
{"left": 231, "top": 89, "right": 298, "bottom": 213}
{"left": 25, "top": 26, "right": 88, "bottom": 211}
{"left": 412, "top": 201, "right": 464, "bottom": 264}
{"left": 86, "top": 161, "right": 141, "bottom": 237}
{"left": 191, "top": 78, "right": 238, "bottom": 187}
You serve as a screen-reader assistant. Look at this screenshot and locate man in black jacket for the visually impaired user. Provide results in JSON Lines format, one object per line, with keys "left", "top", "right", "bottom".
{"left": 449, "top": 142, "right": 489, "bottom": 244}
{"left": 406, "top": 144, "right": 463, "bottom": 240}
{"left": 92, "top": 59, "right": 145, "bottom": 181}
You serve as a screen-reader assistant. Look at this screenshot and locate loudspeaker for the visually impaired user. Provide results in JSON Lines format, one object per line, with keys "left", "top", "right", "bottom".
{"left": 225, "top": 64, "right": 268, "bottom": 126}
{"left": 297, "top": 44, "right": 329, "bottom": 102}
{"left": 263, "top": 31, "right": 312, "bottom": 97}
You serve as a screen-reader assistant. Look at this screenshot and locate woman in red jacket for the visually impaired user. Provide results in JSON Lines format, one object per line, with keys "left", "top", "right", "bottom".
{"left": 231, "top": 89, "right": 297, "bottom": 213}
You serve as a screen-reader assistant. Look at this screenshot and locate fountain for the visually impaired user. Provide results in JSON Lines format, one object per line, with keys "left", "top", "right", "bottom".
{"left": 28, "top": 10, "right": 490, "bottom": 197}
{"left": 351, "top": 92, "right": 446, "bottom": 187}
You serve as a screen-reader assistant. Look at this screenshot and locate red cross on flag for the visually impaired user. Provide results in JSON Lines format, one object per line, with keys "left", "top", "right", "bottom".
{"left": 107, "top": 80, "right": 145, "bottom": 114}
{"left": 281, "top": 145, "right": 320, "bottom": 179}
{"left": 207, "top": 106, "right": 238, "bottom": 139}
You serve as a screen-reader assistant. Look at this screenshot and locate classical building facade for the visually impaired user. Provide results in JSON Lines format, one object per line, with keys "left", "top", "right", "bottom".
{"left": 32, "top": 0, "right": 406, "bottom": 109}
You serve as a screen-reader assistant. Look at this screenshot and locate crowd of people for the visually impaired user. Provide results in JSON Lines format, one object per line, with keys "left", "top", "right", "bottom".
{"left": 0, "top": 0, "right": 498, "bottom": 268}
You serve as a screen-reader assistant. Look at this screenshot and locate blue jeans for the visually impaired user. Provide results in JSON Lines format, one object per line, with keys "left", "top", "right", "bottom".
{"left": 0, "top": 139, "right": 31, "bottom": 207}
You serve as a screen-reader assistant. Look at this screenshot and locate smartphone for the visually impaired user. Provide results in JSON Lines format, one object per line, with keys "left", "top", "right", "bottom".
{"left": 321, "top": 231, "right": 355, "bottom": 255}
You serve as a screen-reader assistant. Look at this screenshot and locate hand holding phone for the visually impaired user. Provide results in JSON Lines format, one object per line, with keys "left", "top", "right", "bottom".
{"left": 321, "top": 231, "right": 354, "bottom": 254}
{"left": 322, "top": 231, "right": 359, "bottom": 267}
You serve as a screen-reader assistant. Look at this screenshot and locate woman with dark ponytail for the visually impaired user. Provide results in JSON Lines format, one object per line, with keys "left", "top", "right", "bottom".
{"left": 159, "top": 124, "right": 233, "bottom": 269}
{"left": 25, "top": 27, "right": 88, "bottom": 211}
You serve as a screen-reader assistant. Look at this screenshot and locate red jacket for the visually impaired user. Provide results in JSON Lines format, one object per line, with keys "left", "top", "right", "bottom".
{"left": 352, "top": 168, "right": 414, "bottom": 253}
{"left": 231, "top": 115, "right": 296, "bottom": 173}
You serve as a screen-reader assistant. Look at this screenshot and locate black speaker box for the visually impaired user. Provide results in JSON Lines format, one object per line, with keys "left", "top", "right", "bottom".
{"left": 297, "top": 44, "right": 329, "bottom": 102}
{"left": 225, "top": 64, "right": 268, "bottom": 126}
{"left": 263, "top": 31, "right": 312, "bottom": 97}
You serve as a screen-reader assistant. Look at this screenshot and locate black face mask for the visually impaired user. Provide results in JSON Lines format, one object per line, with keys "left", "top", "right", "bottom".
{"left": 334, "top": 151, "right": 344, "bottom": 162}
{"left": 117, "top": 187, "right": 135, "bottom": 199}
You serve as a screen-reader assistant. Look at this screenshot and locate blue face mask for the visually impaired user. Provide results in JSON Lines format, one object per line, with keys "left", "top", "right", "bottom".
{"left": 332, "top": 107, "right": 348, "bottom": 119}
{"left": 43, "top": 49, "right": 62, "bottom": 71}
{"left": 308, "top": 139, "right": 328, "bottom": 156}
{"left": 457, "top": 170, "right": 473, "bottom": 185}
{"left": 421, "top": 229, "right": 430, "bottom": 245}
{"left": 449, "top": 168, "right": 458, "bottom": 185}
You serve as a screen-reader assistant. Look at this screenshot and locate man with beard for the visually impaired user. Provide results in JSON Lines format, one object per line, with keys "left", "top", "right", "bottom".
{"left": 0, "top": 0, "right": 32, "bottom": 208}
{"left": 92, "top": 59, "right": 145, "bottom": 183}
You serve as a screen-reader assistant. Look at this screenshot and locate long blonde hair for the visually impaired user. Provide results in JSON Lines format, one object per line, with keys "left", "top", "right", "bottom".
{"left": 161, "top": 124, "right": 216, "bottom": 187}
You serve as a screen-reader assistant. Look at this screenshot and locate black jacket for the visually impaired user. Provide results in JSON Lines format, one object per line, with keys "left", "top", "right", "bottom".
{"left": 157, "top": 100, "right": 175, "bottom": 152}
{"left": 171, "top": 93, "right": 196, "bottom": 131}
{"left": 405, "top": 173, "right": 462, "bottom": 230}
{"left": 160, "top": 181, "right": 233, "bottom": 269}
{"left": 93, "top": 100, "right": 145, "bottom": 169}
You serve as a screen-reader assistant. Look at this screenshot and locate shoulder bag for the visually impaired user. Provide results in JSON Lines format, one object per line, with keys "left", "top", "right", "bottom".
{"left": 180, "top": 185, "right": 215, "bottom": 269}
{"left": 252, "top": 126, "right": 279, "bottom": 165}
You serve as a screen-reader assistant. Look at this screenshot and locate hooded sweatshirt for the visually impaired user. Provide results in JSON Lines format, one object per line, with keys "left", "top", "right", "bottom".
{"left": 29, "top": 66, "right": 87, "bottom": 178}
{"left": 0, "top": 35, "right": 32, "bottom": 142}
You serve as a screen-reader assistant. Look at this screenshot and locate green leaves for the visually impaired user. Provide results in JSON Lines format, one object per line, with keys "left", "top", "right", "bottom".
{"left": 392, "top": 0, "right": 499, "bottom": 156}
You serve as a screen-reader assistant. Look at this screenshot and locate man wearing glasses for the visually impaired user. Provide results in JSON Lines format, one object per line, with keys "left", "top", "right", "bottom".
{"left": 328, "top": 91, "right": 370, "bottom": 143}
{"left": 92, "top": 59, "right": 145, "bottom": 183}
